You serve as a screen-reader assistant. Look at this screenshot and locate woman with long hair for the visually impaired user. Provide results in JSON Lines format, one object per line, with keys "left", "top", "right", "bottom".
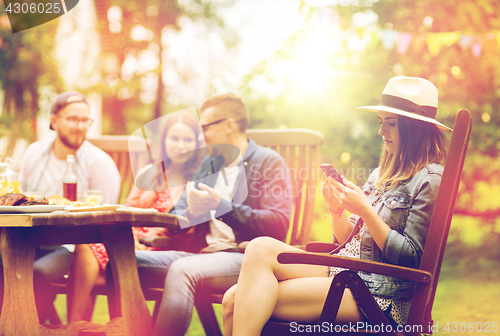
{"left": 221, "top": 76, "right": 451, "bottom": 335}
{"left": 66, "top": 110, "right": 204, "bottom": 322}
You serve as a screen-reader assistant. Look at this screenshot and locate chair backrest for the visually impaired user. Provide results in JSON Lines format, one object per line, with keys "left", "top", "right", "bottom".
{"left": 247, "top": 129, "right": 324, "bottom": 245}
{"left": 87, "top": 135, "right": 151, "bottom": 204}
{"left": 407, "top": 110, "right": 472, "bottom": 332}
{"left": 89, "top": 128, "right": 324, "bottom": 244}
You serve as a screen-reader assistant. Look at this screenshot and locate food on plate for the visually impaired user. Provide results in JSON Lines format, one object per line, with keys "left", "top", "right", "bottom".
{"left": 47, "top": 194, "right": 86, "bottom": 207}
{"left": 46, "top": 194, "right": 73, "bottom": 205}
{"left": 0, "top": 193, "right": 49, "bottom": 206}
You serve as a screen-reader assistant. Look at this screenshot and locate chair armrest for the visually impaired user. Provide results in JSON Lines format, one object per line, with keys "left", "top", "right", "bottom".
{"left": 277, "top": 251, "right": 432, "bottom": 283}
{"left": 236, "top": 242, "right": 307, "bottom": 254}
{"left": 305, "top": 242, "right": 340, "bottom": 253}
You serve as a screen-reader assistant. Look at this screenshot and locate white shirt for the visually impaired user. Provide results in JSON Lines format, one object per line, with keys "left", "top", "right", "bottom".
{"left": 200, "top": 165, "right": 239, "bottom": 253}
{"left": 19, "top": 139, "right": 121, "bottom": 203}
{"left": 36, "top": 150, "right": 69, "bottom": 198}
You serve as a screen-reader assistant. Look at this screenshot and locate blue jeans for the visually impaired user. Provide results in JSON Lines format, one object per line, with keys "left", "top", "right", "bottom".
{"left": 135, "top": 250, "right": 244, "bottom": 336}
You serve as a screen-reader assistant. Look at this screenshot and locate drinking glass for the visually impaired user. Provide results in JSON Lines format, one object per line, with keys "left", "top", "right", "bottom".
{"left": 83, "top": 190, "right": 102, "bottom": 206}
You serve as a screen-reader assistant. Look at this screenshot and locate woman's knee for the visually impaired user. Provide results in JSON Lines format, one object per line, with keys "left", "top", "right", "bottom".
{"left": 244, "top": 237, "right": 282, "bottom": 262}
{"left": 222, "top": 285, "right": 237, "bottom": 318}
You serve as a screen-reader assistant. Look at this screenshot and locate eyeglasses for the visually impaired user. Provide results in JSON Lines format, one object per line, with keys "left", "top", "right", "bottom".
{"left": 58, "top": 115, "right": 94, "bottom": 128}
{"left": 200, "top": 118, "right": 228, "bottom": 132}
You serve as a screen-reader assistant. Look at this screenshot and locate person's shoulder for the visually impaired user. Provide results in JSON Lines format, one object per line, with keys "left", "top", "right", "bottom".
{"left": 79, "top": 141, "right": 118, "bottom": 168}
{"left": 21, "top": 140, "right": 53, "bottom": 164}
{"left": 24, "top": 139, "right": 52, "bottom": 153}
{"left": 411, "top": 163, "right": 444, "bottom": 187}
{"left": 80, "top": 141, "right": 113, "bottom": 159}
{"left": 251, "top": 142, "right": 285, "bottom": 163}
{"left": 368, "top": 167, "right": 380, "bottom": 181}
{"left": 422, "top": 163, "right": 444, "bottom": 176}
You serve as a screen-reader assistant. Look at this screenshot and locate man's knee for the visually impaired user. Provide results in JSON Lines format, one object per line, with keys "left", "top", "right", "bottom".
{"left": 34, "top": 248, "right": 72, "bottom": 283}
{"left": 167, "top": 258, "right": 197, "bottom": 284}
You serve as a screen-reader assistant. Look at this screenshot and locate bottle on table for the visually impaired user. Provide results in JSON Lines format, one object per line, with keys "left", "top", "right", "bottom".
{"left": 63, "top": 154, "right": 77, "bottom": 201}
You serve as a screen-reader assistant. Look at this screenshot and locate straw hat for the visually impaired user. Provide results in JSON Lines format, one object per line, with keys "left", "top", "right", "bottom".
{"left": 357, "top": 76, "right": 452, "bottom": 132}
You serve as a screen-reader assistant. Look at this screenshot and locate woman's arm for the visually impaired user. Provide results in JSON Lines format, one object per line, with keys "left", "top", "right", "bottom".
{"left": 327, "top": 177, "right": 390, "bottom": 251}
{"left": 124, "top": 186, "right": 157, "bottom": 208}
{"left": 329, "top": 172, "right": 441, "bottom": 268}
{"left": 321, "top": 174, "right": 354, "bottom": 244}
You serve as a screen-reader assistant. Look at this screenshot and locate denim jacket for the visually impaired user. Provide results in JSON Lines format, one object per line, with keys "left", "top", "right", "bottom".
{"left": 350, "top": 163, "right": 443, "bottom": 298}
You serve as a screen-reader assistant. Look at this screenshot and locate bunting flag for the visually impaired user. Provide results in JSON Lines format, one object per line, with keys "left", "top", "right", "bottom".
{"left": 471, "top": 43, "right": 482, "bottom": 57}
{"left": 425, "top": 32, "right": 461, "bottom": 56}
{"left": 426, "top": 33, "right": 443, "bottom": 56}
{"left": 397, "top": 32, "right": 413, "bottom": 54}
{"left": 381, "top": 29, "right": 398, "bottom": 50}
{"left": 459, "top": 35, "right": 473, "bottom": 50}
{"left": 338, "top": 23, "right": 500, "bottom": 58}
{"left": 411, "top": 34, "right": 426, "bottom": 53}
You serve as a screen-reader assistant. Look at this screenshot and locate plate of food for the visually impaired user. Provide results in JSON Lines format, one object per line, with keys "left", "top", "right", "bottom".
{"left": 64, "top": 204, "right": 121, "bottom": 212}
{"left": 0, "top": 193, "right": 67, "bottom": 213}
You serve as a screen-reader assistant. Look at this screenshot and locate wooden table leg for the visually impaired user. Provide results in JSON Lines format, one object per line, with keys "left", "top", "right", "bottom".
{"left": 0, "top": 227, "right": 39, "bottom": 336}
{"left": 100, "top": 225, "right": 153, "bottom": 336}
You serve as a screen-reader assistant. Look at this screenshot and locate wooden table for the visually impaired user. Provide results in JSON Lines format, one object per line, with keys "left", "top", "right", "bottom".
{"left": 0, "top": 209, "right": 185, "bottom": 336}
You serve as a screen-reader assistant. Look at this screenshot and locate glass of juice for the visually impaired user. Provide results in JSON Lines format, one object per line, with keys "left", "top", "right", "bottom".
{"left": 84, "top": 190, "right": 102, "bottom": 206}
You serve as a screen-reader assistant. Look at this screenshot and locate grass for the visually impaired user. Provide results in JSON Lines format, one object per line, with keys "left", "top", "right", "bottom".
{"left": 53, "top": 214, "right": 500, "bottom": 335}
{"left": 53, "top": 295, "right": 221, "bottom": 335}
{"left": 53, "top": 259, "right": 500, "bottom": 336}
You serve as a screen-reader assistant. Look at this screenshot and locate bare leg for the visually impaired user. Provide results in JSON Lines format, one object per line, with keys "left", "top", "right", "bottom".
{"left": 67, "top": 244, "right": 105, "bottom": 322}
{"left": 222, "top": 285, "right": 237, "bottom": 336}
{"left": 228, "top": 237, "right": 363, "bottom": 336}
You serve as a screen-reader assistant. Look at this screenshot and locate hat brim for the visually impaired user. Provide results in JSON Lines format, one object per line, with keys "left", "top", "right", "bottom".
{"left": 357, "top": 106, "right": 452, "bottom": 132}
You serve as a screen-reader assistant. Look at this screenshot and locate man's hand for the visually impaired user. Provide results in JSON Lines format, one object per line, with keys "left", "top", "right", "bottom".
{"left": 187, "top": 183, "right": 222, "bottom": 217}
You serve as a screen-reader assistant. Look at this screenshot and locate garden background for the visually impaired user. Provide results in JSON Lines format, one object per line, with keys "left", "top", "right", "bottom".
{"left": 1, "top": 0, "right": 499, "bottom": 334}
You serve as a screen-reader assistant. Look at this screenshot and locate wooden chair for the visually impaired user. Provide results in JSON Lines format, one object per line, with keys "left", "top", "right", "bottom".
{"left": 87, "top": 135, "right": 152, "bottom": 204}
{"left": 135, "top": 128, "right": 324, "bottom": 335}
{"left": 262, "top": 110, "right": 472, "bottom": 335}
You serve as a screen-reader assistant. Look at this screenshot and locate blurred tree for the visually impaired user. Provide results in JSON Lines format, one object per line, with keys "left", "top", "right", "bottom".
{"left": 370, "top": 0, "right": 500, "bottom": 221}
{"left": 242, "top": 0, "right": 500, "bottom": 225}
{"left": 93, "top": 0, "right": 228, "bottom": 136}
{"left": 0, "top": 8, "right": 63, "bottom": 157}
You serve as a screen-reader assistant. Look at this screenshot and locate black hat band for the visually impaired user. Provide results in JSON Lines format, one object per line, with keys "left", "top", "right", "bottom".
{"left": 379, "top": 94, "right": 437, "bottom": 119}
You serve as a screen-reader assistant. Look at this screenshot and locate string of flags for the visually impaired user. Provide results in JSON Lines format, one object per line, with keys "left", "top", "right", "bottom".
{"left": 357, "top": 27, "right": 499, "bottom": 57}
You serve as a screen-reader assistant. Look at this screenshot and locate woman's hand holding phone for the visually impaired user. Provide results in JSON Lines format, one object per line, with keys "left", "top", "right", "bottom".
{"left": 321, "top": 172, "right": 344, "bottom": 212}
{"left": 326, "top": 175, "right": 372, "bottom": 219}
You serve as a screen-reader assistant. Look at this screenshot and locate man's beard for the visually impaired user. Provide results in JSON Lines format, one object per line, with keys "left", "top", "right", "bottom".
{"left": 59, "top": 131, "right": 85, "bottom": 150}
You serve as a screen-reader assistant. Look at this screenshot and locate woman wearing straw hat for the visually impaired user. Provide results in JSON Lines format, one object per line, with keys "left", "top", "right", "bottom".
{"left": 221, "top": 76, "right": 452, "bottom": 335}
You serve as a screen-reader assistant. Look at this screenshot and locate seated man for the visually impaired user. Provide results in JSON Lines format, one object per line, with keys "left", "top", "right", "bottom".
{"left": 17, "top": 91, "right": 121, "bottom": 322}
{"left": 133, "top": 93, "right": 293, "bottom": 336}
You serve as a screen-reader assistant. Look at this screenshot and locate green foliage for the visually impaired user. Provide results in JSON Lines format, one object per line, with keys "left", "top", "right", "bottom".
{"left": 0, "top": 7, "right": 63, "bottom": 150}
{"left": 240, "top": 0, "right": 500, "bottom": 224}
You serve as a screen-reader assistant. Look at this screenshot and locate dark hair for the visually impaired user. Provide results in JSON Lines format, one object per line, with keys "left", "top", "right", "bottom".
{"left": 376, "top": 115, "right": 448, "bottom": 190}
{"left": 157, "top": 111, "right": 203, "bottom": 182}
{"left": 199, "top": 92, "right": 249, "bottom": 132}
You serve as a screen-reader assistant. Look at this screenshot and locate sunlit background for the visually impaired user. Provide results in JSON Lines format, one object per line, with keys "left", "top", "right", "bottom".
{"left": 1, "top": 0, "right": 499, "bottom": 332}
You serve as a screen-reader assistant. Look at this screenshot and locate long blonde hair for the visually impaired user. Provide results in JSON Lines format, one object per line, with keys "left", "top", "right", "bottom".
{"left": 375, "top": 114, "right": 448, "bottom": 190}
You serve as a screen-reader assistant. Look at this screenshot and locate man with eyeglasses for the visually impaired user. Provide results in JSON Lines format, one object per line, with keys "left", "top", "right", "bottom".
{"left": 17, "top": 91, "right": 121, "bottom": 322}
{"left": 132, "top": 93, "right": 293, "bottom": 336}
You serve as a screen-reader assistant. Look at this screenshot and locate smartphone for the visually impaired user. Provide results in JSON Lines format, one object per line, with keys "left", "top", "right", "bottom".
{"left": 321, "top": 164, "right": 344, "bottom": 185}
